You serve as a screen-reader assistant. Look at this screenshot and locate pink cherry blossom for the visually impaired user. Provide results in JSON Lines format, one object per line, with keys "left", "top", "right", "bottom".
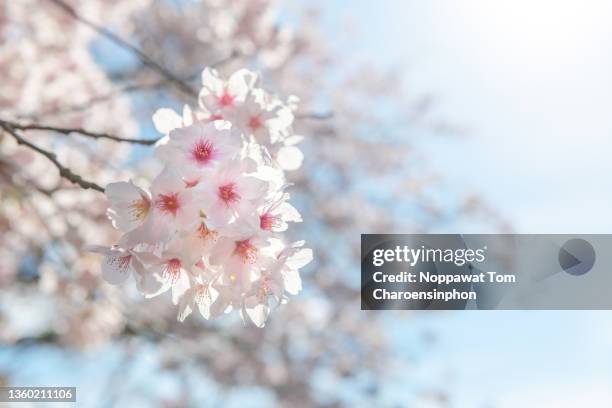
{"left": 209, "top": 231, "right": 270, "bottom": 290}
{"left": 257, "top": 191, "right": 302, "bottom": 233}
{"left": 175, "top": 265, "right": 221, "bottom": 321}
{"left": 91, "top": 68, "right": 311, "bottom": 326}
{"left": 199, "top": 68, "right": 259, "bottom": 118}
{"left": 196, "top": 158, "right": 268, "bottom": 228}
{"left": 87, "top": 245, "right": 166, "bottom": 297}
{"left": 156, "top": 120, "right": 240, "bottom": 180}
{"left": 105, "top": 180, "right": 152, "bottom": 232}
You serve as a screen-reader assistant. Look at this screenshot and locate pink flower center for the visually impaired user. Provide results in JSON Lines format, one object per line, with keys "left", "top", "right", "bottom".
{"left": 191, "top": 139, "right": 215, "bottom": 166}
{"left": 128, "top": 193, "right": 151, "bottom": 221}
{"left": 249, "top": 115, "right": 263, "bottom": 130}
{"left": 197, "top": 222, "right": 217, "bottom": 241}
{"left": 163, "top": 258, "right": 182, "bottom": 283}
{"left": 156, "top": 192, "right": 181, "bottom": 216}
{"left": 260, "top": 212, "right": 280, "bottom": 231}
{"left": 218, "top": 89, "right": 234, "bottom": 107}
{"left": 235, "top": 239, "right": 257, "bottom": 264}
{"left": 218, "top": 182, "right": 241, "bottom": 206}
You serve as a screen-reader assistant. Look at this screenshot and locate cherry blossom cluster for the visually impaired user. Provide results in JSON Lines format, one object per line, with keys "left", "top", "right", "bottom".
{"left": 90, "top": 68, "right": 312, "bottom": 327}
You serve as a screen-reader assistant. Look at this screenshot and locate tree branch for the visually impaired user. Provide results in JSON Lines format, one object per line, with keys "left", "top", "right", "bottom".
{"left": 295, "top": 111, "right": 334, "bottom": 120}
{"left": 0, "top": 122, "right": 105, "bottom": 193}
{"left": 31, "top": 50, "right": 241, "bottom": 119}
{"left": 0, "top": 119, "right": 159, "bottom": 146}
{"left": 48, "top": 0, "right": 198, "bottom": 98}
{"left": 18, "top": 80, "right": 166, "bottom": 119}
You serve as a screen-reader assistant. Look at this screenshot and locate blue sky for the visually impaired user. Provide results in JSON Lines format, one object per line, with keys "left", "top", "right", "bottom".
{"left": 289, "top": 0, "right": 612, "bottom": 405}
{"left": 296, "top": 0, "right": 612, "bottom": 233}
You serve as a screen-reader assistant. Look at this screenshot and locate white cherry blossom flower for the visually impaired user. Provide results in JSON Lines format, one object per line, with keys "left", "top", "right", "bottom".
{"left": 196, "top": 158, "right": 268, "bottom": 228}
{"left": 257, "top": 192, "right": 302, "bottom": 233}
{"left": 209, "top": 227, "right": 271, "bottom": 290}
{"left": 156, "top": 120, "right": 240, "bottom": 181}
{"left": 241, "top": 241, "right": 312, "bottom": 327}
{"left": 233, "top": 89, "right": 281, "bottom": 141}
{"left": 87, "top": 245, "right": 166, "bottom": 297}
{"left": 119, "top": 168, "right": 199, "bottom": 247}
{"left": 273, "top": 240, "right": 313, "bottom": 296}
{"left": 105, "top": 180, "right": 152, "bottom": 232}
{"left": 199, "top": 68, "right": 259, "bottom": 118}
{"left": 92, "top": 67, "right": 311, "bottom": 327}
{"left": 175, "top": 266, "right": 220, "bottom": 321}
{"left": 88, "top": 245, "right": 143, "bottom": 285}
{"left": 139, "top": 236, "right": 204, "bottom": 299}
{"left": 150, "top": 168, "right": 201, "bottom": 232}
{"left": 243, "top": 272, "right": 284, "bottom": 328}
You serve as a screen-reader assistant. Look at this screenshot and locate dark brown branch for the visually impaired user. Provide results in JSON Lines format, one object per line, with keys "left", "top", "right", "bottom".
{"left": 0, "top": 122, "right": 105, "bottom": 193}
{"left": 48, "top": 0, "right": 198, "bottom": 98}
{"left": 0, "top": 119, "right": 159, "bottom": 146}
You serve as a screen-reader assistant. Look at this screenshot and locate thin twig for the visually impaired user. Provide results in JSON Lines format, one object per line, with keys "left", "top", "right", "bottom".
{"left": 0, "top": 122, "right": 105, "bottom": 193}
{"left": 0, "top": 119, "right": 159, "bottom": 146}
{"left": 19, "top": 78, "right": 173, "bottom": 120}
{"left": 295, "top": 111, "right": 334, "bottom": 120}
{"left": 48, "top": 0, "right": 198, "bottom": 98}
{"left": 0, "top": 161, "right": 61, "bottom": 196}
{"left": 29, "top": 50, "right": 241, "bottom": 119}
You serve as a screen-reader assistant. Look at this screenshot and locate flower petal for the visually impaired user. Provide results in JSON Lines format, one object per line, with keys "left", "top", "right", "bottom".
{"left": 276, "top": 146, "right": 303, "bottom": 171}
{"left": 153, "top": 108, "right": 183, "bottom": 134}
{"left": 245, "top": 301, "right": 270, "bottom": 328}
{"left": 101, "top": 254, "right": 131, "bottom": 285}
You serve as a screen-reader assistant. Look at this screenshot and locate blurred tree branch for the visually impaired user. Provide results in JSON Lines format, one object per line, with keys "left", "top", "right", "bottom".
{"left": 0, "top": 1, "right": 502, "bottom": 404}
{"left": 295, "top": 111, "right": 334, "bottom": 120}
{"left": 48, "top": 0, "right": 198, "bottom": 98}
{"left": 0, "top": 121, "right": 105, "bottom": 192}
{"left": 0, "top": 119, "right": 159, "bottom": 146}
{"left": 30, "top": 50, "right": 242, "bottom": 120}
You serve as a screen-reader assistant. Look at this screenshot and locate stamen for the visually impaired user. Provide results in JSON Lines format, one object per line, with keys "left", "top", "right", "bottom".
{"left": 260, "top": 212, "right": 281, "bottom": 231}
{"left": 218, "top": 183, "right": 241, "bottom": 206}
{"left": 249, "top": 115, "right": 263, "bottom": 130}
{"left": 156, "top": 192, "right": 181, "bottom": 216}
{"left": 235, "top": 239, "right": 257, "bottom": 264}
{"left": 197, "top": 222, "right": 218, "bottom": 241}
{"left": 163, "top": 258, "right": 182, "bottom": 283}
{"left": 128, "top": 193, "right": 151, "bottom": 221}
{"left": 191, "top": 139, "right": 215, "bottom": 166}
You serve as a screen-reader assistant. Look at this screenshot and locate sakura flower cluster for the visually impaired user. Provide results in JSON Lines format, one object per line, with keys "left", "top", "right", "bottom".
{"left": 91, "top": 68, "right": 312, "bottom": 327}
